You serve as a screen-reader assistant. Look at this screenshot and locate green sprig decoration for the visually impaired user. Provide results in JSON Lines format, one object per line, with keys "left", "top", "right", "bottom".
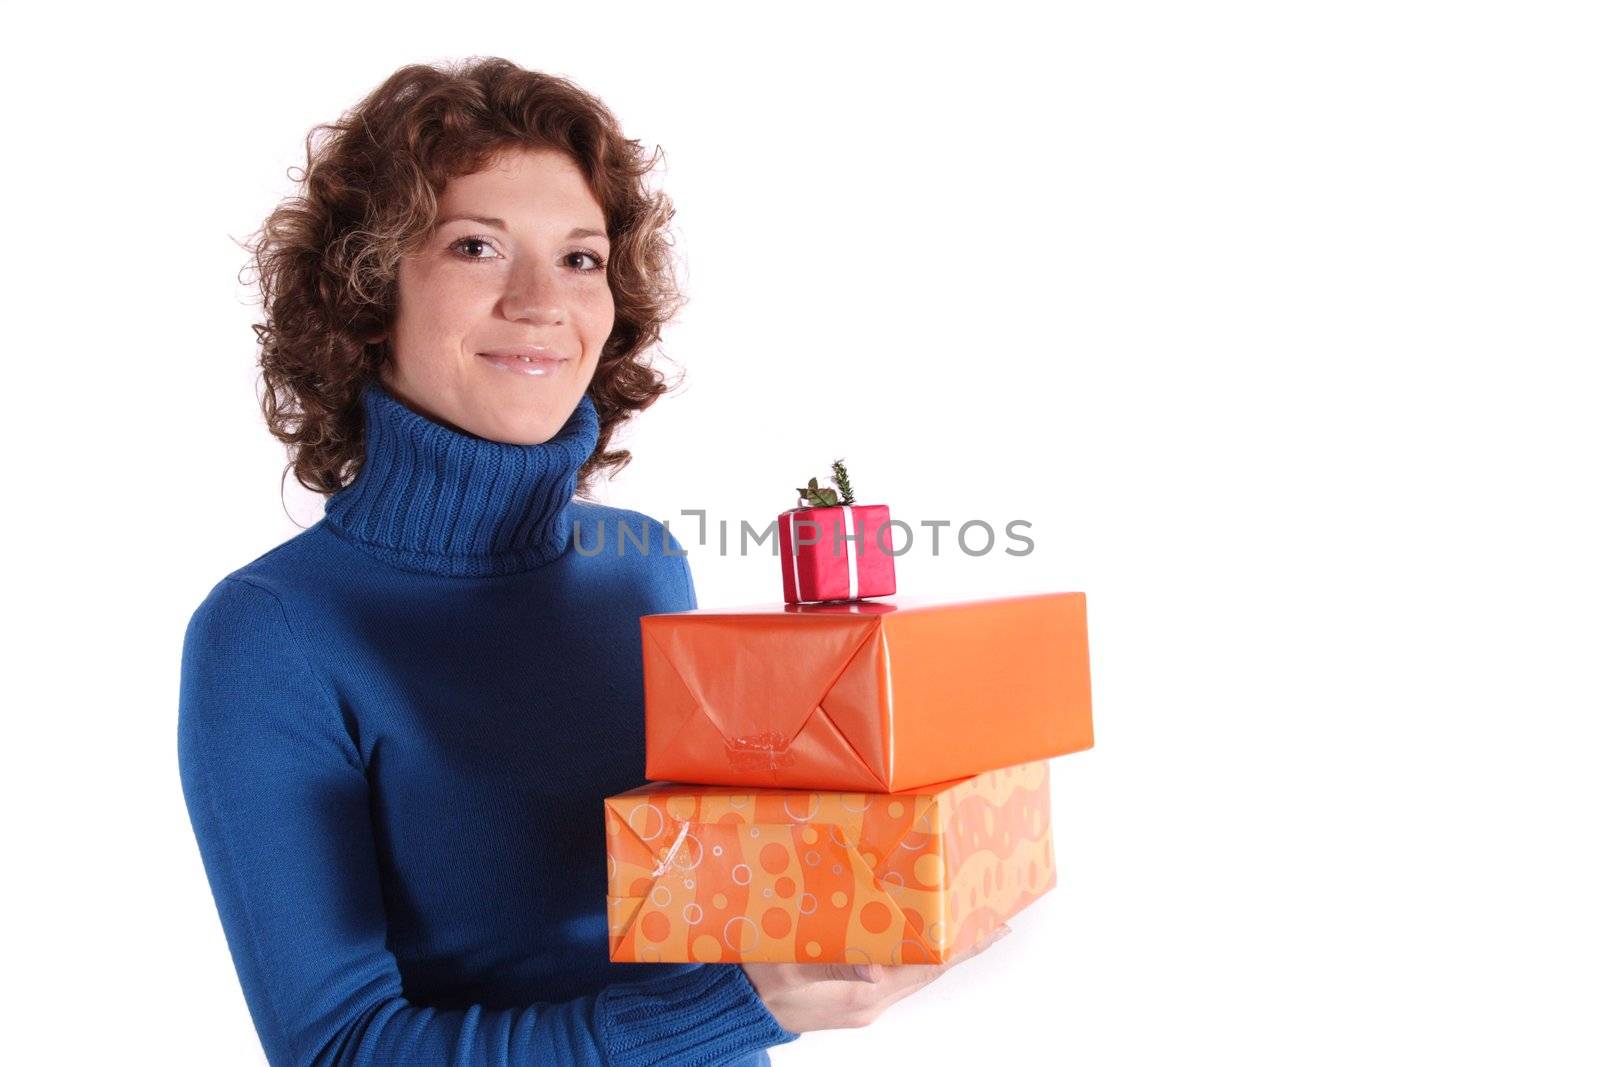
{"left": 830, "top": 459, "right": 856, "bottom": 506}
{"left": 794, "top": 459, "right": 859, "bottom": 508}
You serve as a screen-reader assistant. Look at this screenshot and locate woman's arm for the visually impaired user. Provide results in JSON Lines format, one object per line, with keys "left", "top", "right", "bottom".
{"left": 177, "top": 577, "right": 794, "bottom": 1067}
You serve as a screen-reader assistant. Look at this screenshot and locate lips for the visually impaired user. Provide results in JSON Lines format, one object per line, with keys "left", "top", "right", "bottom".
{"left": 478, "top": 347, "right": 570, "bottom": 377}
{"left": 478, "top": 346, "right": 571, "bottom": 362}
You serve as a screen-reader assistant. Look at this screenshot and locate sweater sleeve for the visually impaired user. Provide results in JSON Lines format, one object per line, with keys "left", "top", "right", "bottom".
{"left": 665, "top": 522, "right": 698, "bottom": 611}
{"left": 177, "top": 576, "right": 797, "bottom": 1067}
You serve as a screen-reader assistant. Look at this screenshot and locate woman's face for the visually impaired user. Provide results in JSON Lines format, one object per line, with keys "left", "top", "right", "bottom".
{"left": 376, "top": 146, "right": 614, "bottom": 444}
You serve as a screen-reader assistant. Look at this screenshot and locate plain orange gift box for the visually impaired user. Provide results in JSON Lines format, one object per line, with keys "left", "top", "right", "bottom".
{"left": 640, "top": 592, "right": 1092, "bottom": 792}
{"left": 605, "top": 760, "right": 1056, "bottom": 965}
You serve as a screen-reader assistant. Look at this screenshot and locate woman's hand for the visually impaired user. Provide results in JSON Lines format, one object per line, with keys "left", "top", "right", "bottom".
{"left": 740, "top": 923, "right": 1013, "bottom": 1033}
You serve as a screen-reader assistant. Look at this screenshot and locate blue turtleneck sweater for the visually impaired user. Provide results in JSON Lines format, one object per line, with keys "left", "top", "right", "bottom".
{"left": 177, "top": 381, "right": 800, "bottom": 1066}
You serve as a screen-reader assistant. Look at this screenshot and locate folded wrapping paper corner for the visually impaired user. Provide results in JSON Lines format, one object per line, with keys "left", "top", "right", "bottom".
{"left": 642, "top": 608, "right": 894, "bottom": 791}
{"left": 604, "top": 760, "right": 1057, "bottom": 965}
{"left": 641, "top": 592, "right": 1093, "bottom": 792}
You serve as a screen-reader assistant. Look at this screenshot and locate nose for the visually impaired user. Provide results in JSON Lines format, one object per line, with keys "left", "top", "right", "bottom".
{"left": 498, "top": 259, "right": 564, "bottom": 326}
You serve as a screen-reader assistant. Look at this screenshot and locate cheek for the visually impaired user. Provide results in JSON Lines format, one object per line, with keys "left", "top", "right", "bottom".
{"left": 401, "top": 267, "right": 490, "bottom": 341}
{"left": 578, "top": 286, "right": 617, "bottom": 347}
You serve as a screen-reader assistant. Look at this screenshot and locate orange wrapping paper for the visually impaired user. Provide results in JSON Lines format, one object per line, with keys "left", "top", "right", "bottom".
{"left": 642, "top": 592, "right": 1092, "bottom": 792}
{"left": 605, "top": 760, "right": 1056, "bottom": 965}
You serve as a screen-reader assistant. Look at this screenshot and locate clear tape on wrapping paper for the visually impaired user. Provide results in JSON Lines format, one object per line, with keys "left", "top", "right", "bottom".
{"left": 650, "top": 820, "right": 692, "bottom": 877}
{"left": 725, "top": 731, "right": 797, "bottom": 773}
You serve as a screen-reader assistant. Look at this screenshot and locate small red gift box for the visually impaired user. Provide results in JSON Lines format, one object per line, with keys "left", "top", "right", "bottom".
{"left": 777, "top": 504, "right": 896, "bottom": 603}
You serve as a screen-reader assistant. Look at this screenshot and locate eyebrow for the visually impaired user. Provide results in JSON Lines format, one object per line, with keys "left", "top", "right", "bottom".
{"left": 435, "top": 214, "right": 608, "bottom": 241}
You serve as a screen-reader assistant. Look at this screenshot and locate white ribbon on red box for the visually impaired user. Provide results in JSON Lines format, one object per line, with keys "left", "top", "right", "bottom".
{"left": 842, "top": 506, "right": 859, "bottom": 600}
{"left": 787, "top": 507, "right": 860, "bottom": 601}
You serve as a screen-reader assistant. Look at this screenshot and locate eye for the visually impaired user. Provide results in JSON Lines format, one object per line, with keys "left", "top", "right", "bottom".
{"left": 449, "top": 235, "right": 500, "bottom": 261}
{"left": 568, "top": 249, "right": 607, "bottom": 272}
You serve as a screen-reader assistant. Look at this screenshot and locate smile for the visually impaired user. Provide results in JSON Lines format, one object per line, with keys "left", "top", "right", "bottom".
{"left": 478, "top": 351, "right": 568, "bottom": 377}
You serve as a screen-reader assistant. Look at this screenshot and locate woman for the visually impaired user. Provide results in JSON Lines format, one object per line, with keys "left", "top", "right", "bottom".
{"left": 178, "top": 57, "right": 1007, "bottom": 1067}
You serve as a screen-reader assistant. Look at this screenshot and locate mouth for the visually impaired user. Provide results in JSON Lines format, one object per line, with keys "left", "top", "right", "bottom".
{"left": 478, "top": 348, "right": 570, "bottom": 377}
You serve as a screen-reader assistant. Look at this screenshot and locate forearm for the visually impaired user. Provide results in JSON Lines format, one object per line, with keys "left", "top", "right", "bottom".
{"left": 287, "top": 965, "right": 784, "bottom": 1067}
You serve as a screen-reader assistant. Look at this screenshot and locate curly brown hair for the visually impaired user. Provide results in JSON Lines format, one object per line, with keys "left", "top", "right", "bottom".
{"left": 242, "top": 57, "right": 687, "bottom": 503}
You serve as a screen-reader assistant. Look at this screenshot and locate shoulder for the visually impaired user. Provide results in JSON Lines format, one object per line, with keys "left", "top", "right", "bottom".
{"left": 180, "top": 565, "right": 315, "bottom": 684}
{"left": 179, "top": 522, "right": 345, "bottom": 683}
{"left": 185, "top": 546, "right": 297, "bottom": 646}
{"left": 178, "top": 576, "right": 304, "bottom": 747}
{"left": 188, "top": 519, "right": 351, "bottom": 615}
{"left": 177, "top": 576, "right": 358, "bottom": 823}
{"left": 179, "top": 545, "right": 349, "bottom": 760}
{"left": 568, "top": 500, "right": 691, "bottom": 554}
{"left": 568, "top": 500, "right": 697, "bottom": 611}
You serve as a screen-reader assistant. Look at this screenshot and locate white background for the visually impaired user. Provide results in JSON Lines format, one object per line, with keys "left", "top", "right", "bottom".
{"left": 5, "top": 2, "right": 1596, "bottom": 1064}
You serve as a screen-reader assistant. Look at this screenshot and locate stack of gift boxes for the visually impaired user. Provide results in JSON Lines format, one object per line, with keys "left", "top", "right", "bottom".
{"left": 604, "top": 465, "right": 1093, "bottom": 966}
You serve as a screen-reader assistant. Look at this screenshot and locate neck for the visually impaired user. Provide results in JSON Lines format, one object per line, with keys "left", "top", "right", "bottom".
{"left": 322, "top": 380, "right": 601, "bottom": 577}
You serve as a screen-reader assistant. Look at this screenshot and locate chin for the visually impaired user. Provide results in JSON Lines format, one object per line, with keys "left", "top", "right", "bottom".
{"left": 474, "top": 405, "right": 565, "bottom": 447}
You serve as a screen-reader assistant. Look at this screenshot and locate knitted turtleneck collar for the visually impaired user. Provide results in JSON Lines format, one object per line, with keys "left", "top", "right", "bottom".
{"left": 322, "top": 379, "right": 601, "bottom": 578}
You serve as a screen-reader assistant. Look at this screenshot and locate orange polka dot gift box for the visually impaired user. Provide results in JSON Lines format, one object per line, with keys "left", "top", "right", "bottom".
{"left": 640, "top": 592, "right": 1093, "bottom": 793}
{"left": 605, "top": 760, "right": 1056, "bottom": 964}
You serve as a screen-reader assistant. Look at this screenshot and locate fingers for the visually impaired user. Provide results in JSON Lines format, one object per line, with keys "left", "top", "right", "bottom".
{"left": 981, "top": 922, "right": 1014, "bottom": 949}
{"left": 852, "top": 962, "right": 885, "bottom": 982}
{"left": 814, "top": 922, "right": 1013, "bottom": 992}
{"left": 877, "top": 923, "right": 1013, "bottom": 998}
{"left": 752, "top": 925, "right": 1020, "bottom": 1033}
{"left": 949, "top": 923, "right": 1013, "bottom": 965}
{"left": 818, "top": 962, "right": 884, "bottom": 983}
